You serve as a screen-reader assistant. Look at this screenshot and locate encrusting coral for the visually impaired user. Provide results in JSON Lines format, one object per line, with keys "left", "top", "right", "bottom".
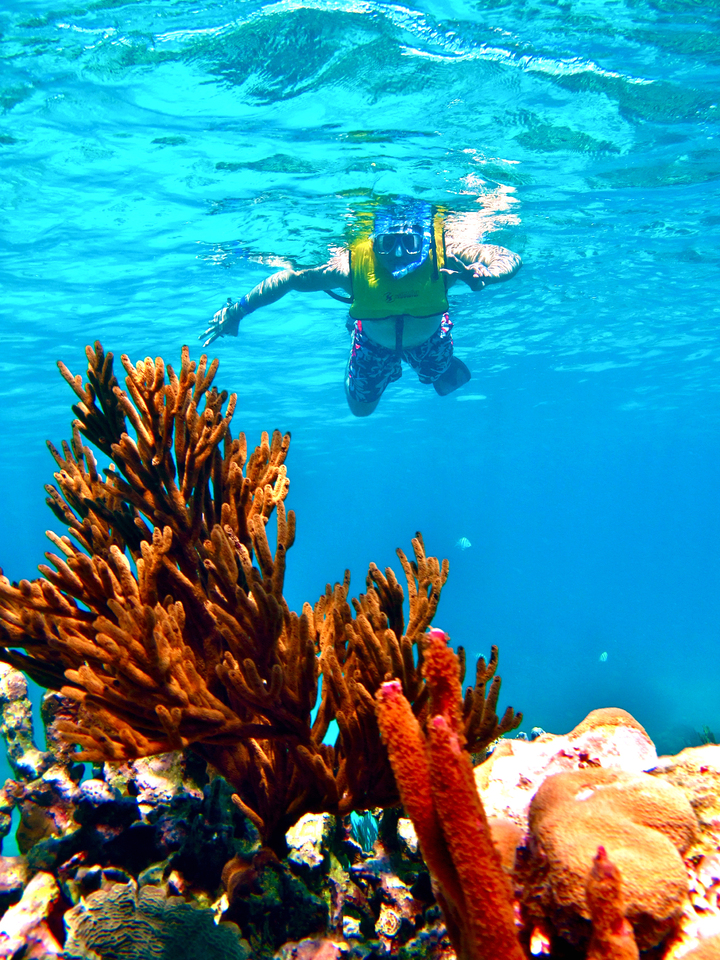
{"left": 0, "top": 342, "right": 520, "bottom": 856}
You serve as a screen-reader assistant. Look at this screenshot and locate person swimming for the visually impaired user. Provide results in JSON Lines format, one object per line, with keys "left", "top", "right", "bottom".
{"left": 201, "top": 199, "right": 522, "bottom": 416}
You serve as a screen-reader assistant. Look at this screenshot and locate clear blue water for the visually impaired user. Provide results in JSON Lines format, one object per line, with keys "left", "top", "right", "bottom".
{"left": 1, "top": 0, "right": 720, "bottom": 815}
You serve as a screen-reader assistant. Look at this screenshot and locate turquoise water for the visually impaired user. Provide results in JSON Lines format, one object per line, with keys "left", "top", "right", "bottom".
{"left": 1, "top": 0, "right": 719, "bottom": 797}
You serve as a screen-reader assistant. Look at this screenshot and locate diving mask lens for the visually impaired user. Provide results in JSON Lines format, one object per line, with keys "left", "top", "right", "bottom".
{"left": 376, "top": 232, "right": 422, "bottom": 255}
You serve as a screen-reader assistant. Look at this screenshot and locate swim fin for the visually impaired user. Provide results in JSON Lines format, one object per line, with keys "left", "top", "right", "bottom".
{"left": 433, "top": 357, "right": 471, "bottom": 396}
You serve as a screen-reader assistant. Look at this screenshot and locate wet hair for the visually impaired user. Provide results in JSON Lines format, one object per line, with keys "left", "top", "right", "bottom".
{"left": 373, "top": 199, "right": 432, "bottom": 239}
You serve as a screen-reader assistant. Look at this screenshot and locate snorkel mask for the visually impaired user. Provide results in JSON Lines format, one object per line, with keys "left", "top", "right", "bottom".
{"left": 373, "top": 200, "right": 433, "bottom": 279}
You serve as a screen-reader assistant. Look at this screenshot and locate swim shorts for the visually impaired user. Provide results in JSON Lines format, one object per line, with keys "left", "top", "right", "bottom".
{"left": 346, "top": 315, "right": 454, "bottom": 404}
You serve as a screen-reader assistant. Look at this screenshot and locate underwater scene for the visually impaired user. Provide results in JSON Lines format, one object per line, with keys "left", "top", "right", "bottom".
{"left": 1, "top": 0, "right": 720, "bottom": 957}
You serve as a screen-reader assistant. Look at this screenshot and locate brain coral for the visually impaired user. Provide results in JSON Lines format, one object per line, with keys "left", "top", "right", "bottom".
{"left": 62, "top": 880, "right": 249, "bottom": 960}
{"left": 523, "top": 766, "right": 698, "bottom": 950}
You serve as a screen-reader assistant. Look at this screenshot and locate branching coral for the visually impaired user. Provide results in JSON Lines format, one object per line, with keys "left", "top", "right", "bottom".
{"left": 0, "top": 342, "right": 520, "bottom": 855}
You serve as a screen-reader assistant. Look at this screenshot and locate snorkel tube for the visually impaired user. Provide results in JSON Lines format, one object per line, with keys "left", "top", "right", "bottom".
{"left": 372, "top": 199, "right": 433, "bottom": 278}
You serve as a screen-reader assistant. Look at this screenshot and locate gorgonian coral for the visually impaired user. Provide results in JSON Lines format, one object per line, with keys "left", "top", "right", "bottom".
{"left": 0, "top": 343, "right": 520, "bottom": 854}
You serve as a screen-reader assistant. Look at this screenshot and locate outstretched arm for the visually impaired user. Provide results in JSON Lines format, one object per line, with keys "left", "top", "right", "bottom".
{"left": 200, "top": 254, "right": 351, "bottom": 347}
{"left": 442, "top": 240, "right": 522, "bottom": 292}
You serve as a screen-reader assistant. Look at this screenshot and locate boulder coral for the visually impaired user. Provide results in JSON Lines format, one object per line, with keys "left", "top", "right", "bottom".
{"left": 475, "top": 705, "right": 659, "bottom": 830}
{"left": 653, "top": 743, "right": 720, "bottom": 854}
{"left": 523, "top": 764, "right": 698, "bottom": 950}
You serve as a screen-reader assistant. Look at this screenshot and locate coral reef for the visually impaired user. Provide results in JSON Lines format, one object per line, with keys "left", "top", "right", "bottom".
{"left": 472, "top": 710, "right": 720, "bottom": 959}
{"left": 0, "top": 869, "right": 65, "bottom": 957}
{"left": 474, "top": 706, "right": 660, "bottom": 831}
{"left": 1, "top": 680, "right": 720, "bottom": 959}
{"left": 0, "top": 342, "right": 517, "bottom": 855}
{"left": 653, "top": 745, "right": 720, "bottom": 854}
{"left": 523, "top": 765, "right": 697, "bottom": 950}
{"left": 61, "top": 879, "right": 249, "bottom": 959}
{"left": 220, "top": 847, "right": 329, "bottom": 953}
{"left": 585, "top": 846, "right": 639, "bottom": 960}
{"left": 375, "top": 628, "right": 525, "bottom": 960}
{"left": 0, "top": 664, "right": 53, "bottom": 782}
{"left": 3, "top": 342, "right": 720, "bottom": 960}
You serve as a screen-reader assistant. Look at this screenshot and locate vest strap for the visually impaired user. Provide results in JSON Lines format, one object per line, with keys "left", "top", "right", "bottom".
{"left": 395, "top": 316, "right": 404, "bottom": 355}
{"left": 326, "top": 290, "right": 352, "bottom": 304}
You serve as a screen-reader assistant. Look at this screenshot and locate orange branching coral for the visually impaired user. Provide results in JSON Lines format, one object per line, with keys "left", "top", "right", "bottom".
{"left": 376, "top": 629, "right": 524, "bottom": 960}
{"left": 586, "top": 846, "right": 640, "bottom": 960}
{"left": 0, "top": 342, "right": 516, "bottom": 855}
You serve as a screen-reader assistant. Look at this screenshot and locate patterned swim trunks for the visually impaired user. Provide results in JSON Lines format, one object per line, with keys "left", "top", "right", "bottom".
{"left": 346, "top": 315, "right": 454, "bottom": 404}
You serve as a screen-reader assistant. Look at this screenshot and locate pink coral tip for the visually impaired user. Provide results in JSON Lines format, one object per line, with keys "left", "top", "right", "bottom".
{"left": 377, "top": 680, "right": 403, "bottom": 701}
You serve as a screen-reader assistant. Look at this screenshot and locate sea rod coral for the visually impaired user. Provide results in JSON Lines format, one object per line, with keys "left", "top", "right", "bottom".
{"left": 0, "top": 342, "right": 520, "bottom": 855}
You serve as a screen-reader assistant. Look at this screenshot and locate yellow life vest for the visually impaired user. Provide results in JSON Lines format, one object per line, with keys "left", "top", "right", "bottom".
{"left": 348, "top": 216, "right": 449, "bottom": 320}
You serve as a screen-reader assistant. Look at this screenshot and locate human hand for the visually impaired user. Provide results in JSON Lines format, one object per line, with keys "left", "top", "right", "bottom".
{"left": 199, "top": 298, "right": 243, "bottom": 347}
{"left": 441, "top": 258, "right": 492, "bottom": 291}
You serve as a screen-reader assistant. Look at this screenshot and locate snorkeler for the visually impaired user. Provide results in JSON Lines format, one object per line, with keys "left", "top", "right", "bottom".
{"left": 201, "top": 200, "right": 521, "bottom": 417}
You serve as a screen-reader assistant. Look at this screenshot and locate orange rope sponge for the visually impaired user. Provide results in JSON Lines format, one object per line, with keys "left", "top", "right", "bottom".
{"left": 586, "top": 846, "right": 640, "bottom": 960}
{"left": 423, "top": 627, "right": 465, "bottom": 736}
{"left": 375, "top": 679, "right": 466, "bottom": 951}
{"left": 376, "top": 630, "right": 525, "bottom": 960}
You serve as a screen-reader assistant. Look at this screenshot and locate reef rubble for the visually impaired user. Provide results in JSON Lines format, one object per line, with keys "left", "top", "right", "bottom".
{"left": 0, "top": 667, "right": 720, "bottom": 960}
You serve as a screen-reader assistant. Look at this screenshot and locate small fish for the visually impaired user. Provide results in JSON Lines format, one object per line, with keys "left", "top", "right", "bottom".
{"left": 455, "top": 537, "right": 472, "bottom": 550}
{"left": 599, "top": 651, "right": 608, "bottom": 662}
